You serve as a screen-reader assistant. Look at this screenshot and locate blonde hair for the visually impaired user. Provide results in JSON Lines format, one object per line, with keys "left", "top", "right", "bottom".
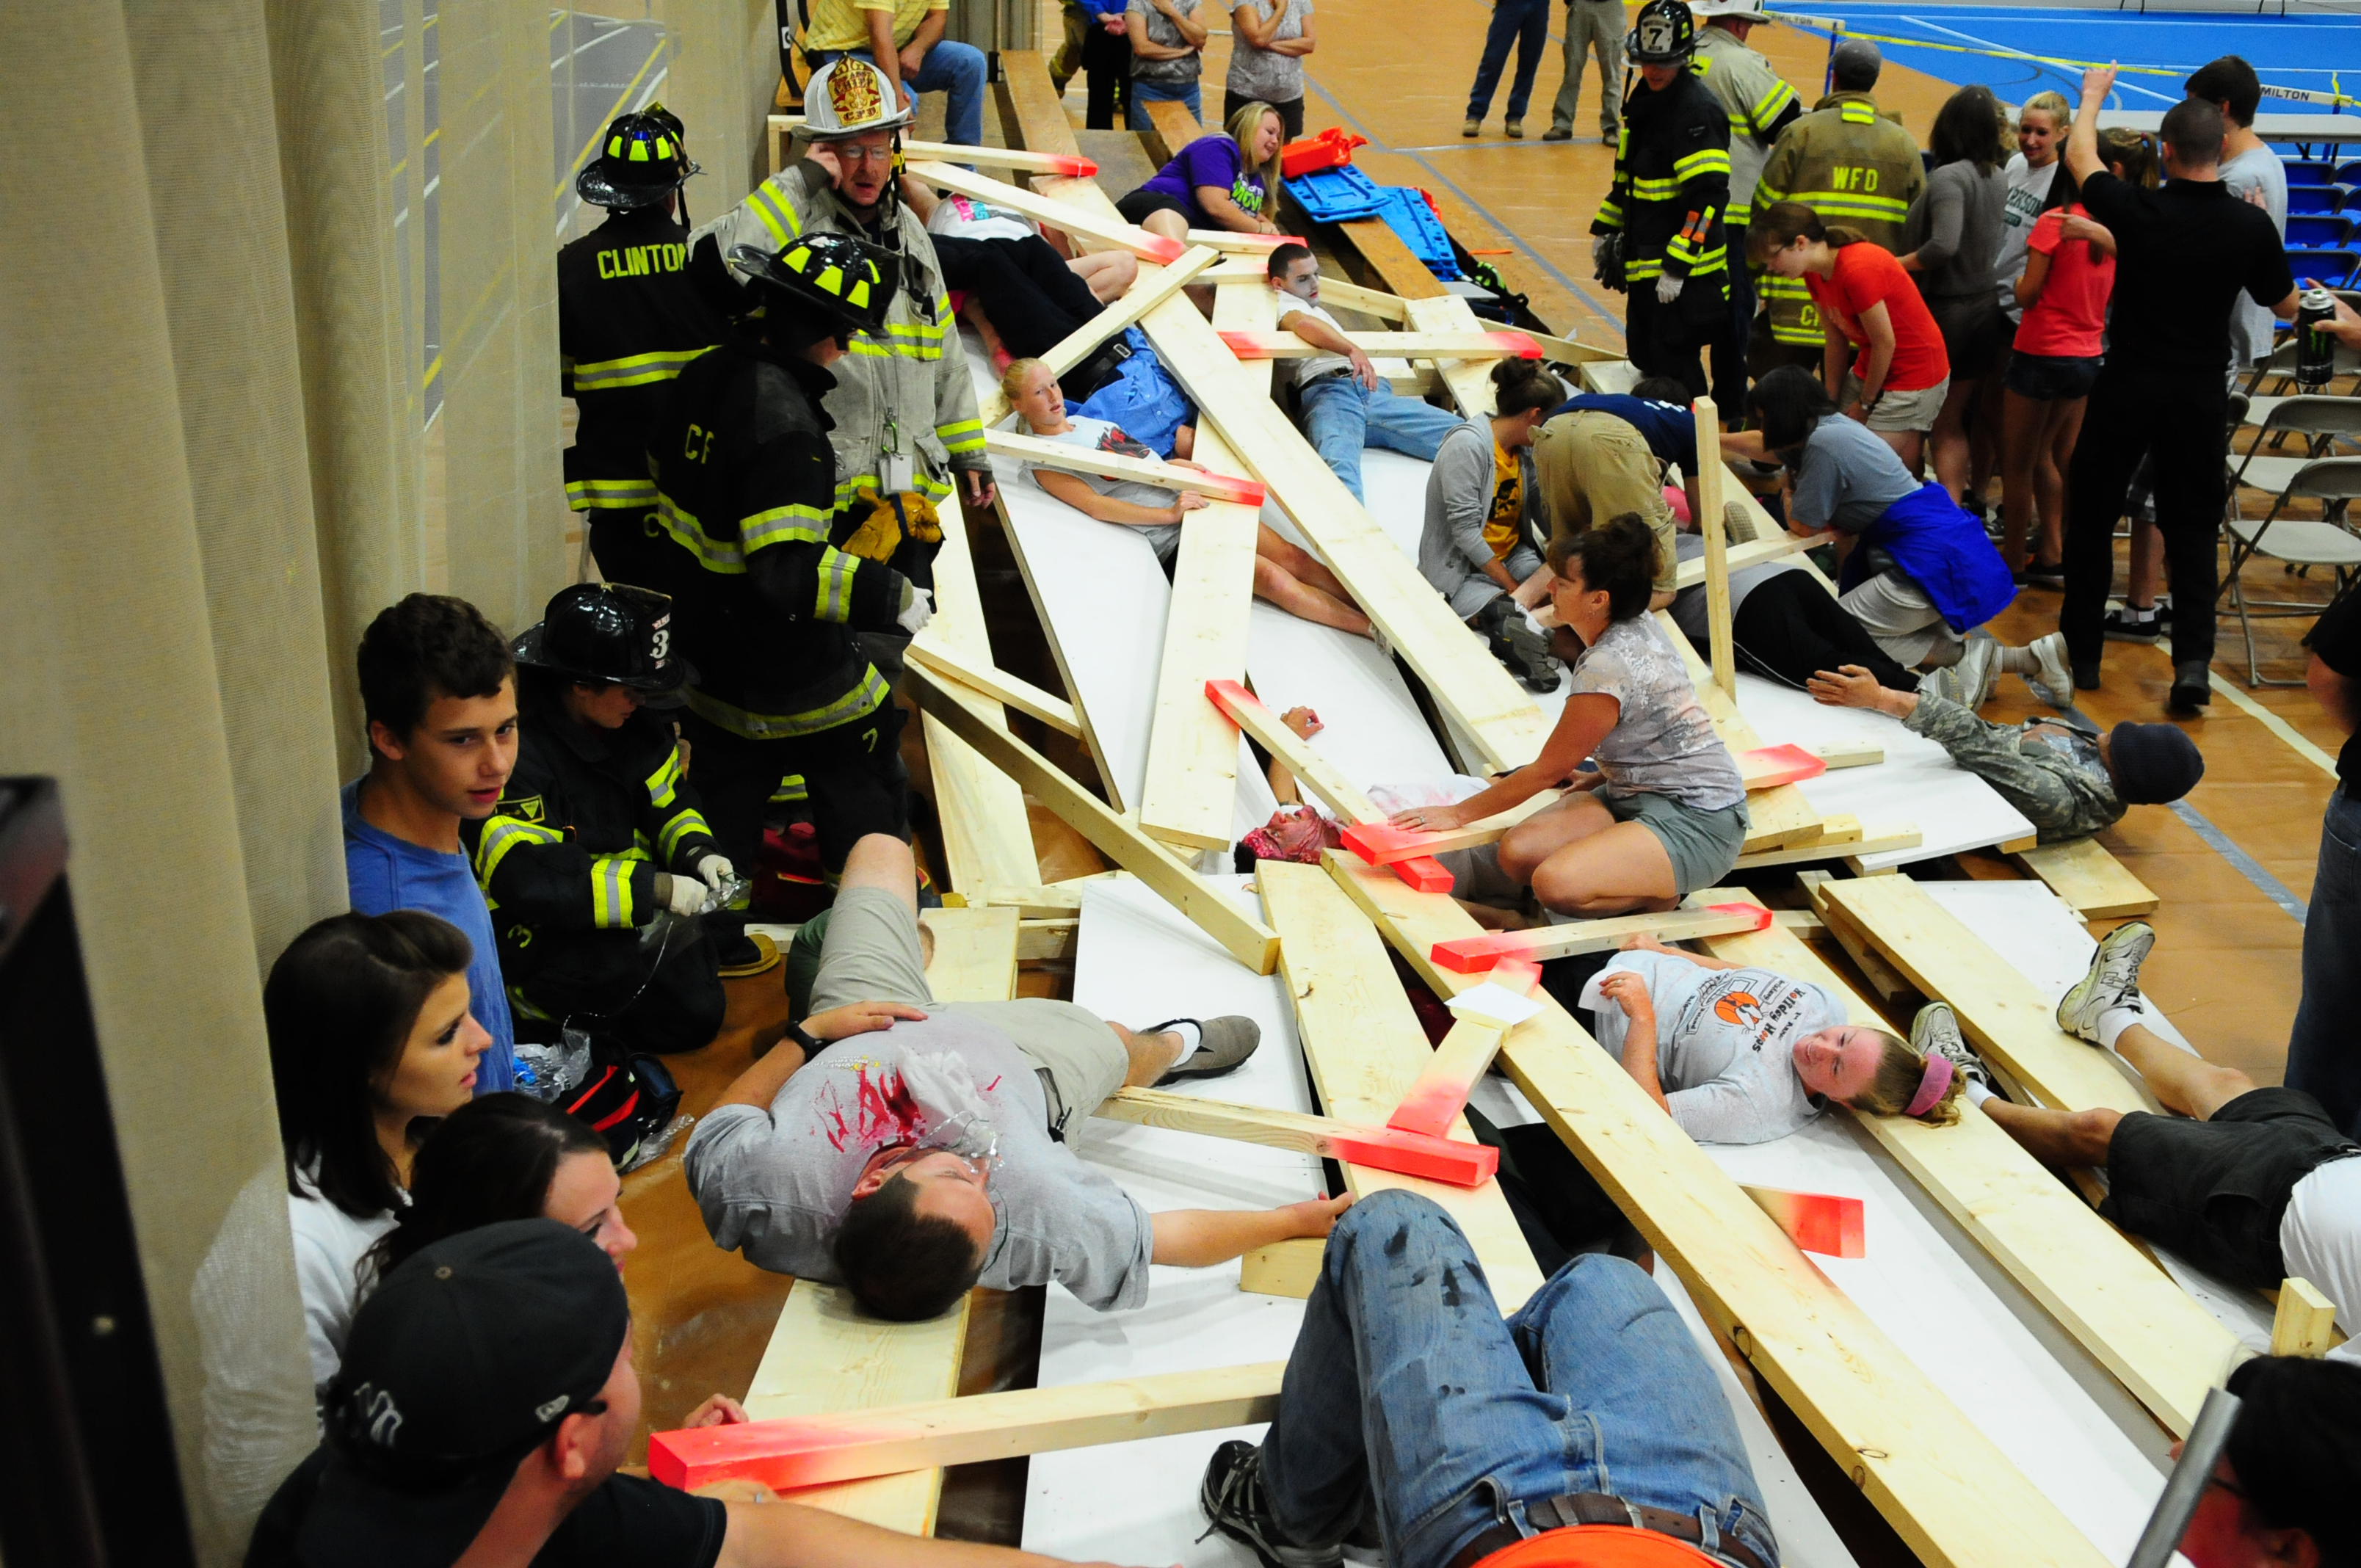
{"left": 1225, "top": 99, "right": 1285, "bottom": 226}
{"left": 1847, "top": 1032, "right": 1966, "bottom": 1127}
{"left": 999, "top": 356, "right": 1049, "bottom": 407}
{"left": 2019, "top": 90, "right": 2072, "bottom": 134}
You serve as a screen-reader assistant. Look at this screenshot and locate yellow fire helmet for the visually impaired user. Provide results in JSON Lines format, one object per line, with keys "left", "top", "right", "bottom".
{"left": 728, "top": 231, "right": 901, "bottom": 338}
{"left": 795, "top": 57, "right": 916, "bottom": 140}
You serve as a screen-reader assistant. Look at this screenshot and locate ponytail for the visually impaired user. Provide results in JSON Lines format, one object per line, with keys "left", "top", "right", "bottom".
{"left": 1490, "top": 358, "right": 1562, "bottom": 418}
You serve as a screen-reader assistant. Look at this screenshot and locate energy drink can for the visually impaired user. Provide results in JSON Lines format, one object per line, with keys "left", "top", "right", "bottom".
{"left": 2297, "top": 286, "right": 2338, "bottom": 393}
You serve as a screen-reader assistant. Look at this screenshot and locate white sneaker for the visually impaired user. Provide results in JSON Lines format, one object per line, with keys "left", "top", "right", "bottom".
{"left": 2024, "top": 631, "right": 2077, "bottom": 711}
{"left": 2056, "top": 921, "right": 2154, "bottom": 1043}
{"left": 1911, "top": 1001, "right": 1985, "bottom": 1086}
{"left": 1954, "top": 635, "right": 2000, "bottom": 711}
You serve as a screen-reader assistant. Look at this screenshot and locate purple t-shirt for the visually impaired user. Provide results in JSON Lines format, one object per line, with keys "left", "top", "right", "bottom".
{"left": 1139, "top": 137, "right": 1265, "bottom": 229}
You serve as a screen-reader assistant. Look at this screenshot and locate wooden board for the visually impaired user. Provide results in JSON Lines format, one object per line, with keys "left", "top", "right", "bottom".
{"left": 972, "top": 247, "right": 1219, "bottom": 429}
{"left": 995, "top": 51, "right": 1082, "bottom": 159}
{"left": 1669, "top": 530, "right": 1819, "bottom": 589}
{"left": 769, "top": 118, "right": 1100, "bottom": 176}
{"left": 1093, "top": 1086, "right": 1498, "bottom": 1187}
{"left": 919, "top": 491, "right": 1040, "bottom": 894}
{"left": 1337, "top": 217, "right": 1451, "bottom": 302}
{"left": 1388, "top": 1017, "right": 1509, "bottom": 1139}
{"left": 1818, "top": 876, "right": 2164, "bottom": 1118}
{"left": 1139, "top": 283, "right": 1554, "bottom": 773}
{"left": 655, "top": 1362, "right": 1287, "bottom": 1492}
{"left": 1016, "top": 916, "right": 1078, "bottom": 960}
{"left": 1137, "top": 422, "right": 1261, "bottom": 852}
{"left": 1696, "top": 397, "right": 1736, "bottom": 700}
{"left": 2273, "top": 1277, "right": 2339, "bottom": 1357}
{"left": 915, "top": 904, "right": 1021, "bottom": 1001}
{"left": 1653, "top": 613, "right": 1827, "bottom": 852}
{"left": 1206, "top": 677, "right": 1381, "bottom": 824}
{"left": 910, "top": 161, "right": 1189, "bottom": 263}
{"left": 1700, "top": 890, "right": 2242, "bottom": 1439}
{"left": 1402, "top": 293, "right": 1508, "bottom": 421}
{"left": 1238, "top": 1235, "right": 1325, "bottom": 1299}
{"left": 1732, "top": 819, "right": 1922, "bottom": 873}
{"left": 1219, "top": 329, "right": 1542, "bottom": 360}
{"left": 908, "top": 660, "right": 1281, "bottom": 974}
{"left": 983, "top": 427, "right": 1266, "bottom": 507}
{"left": 1138, "top": 96, "right": 1218, "bottom": 164}
{"left": 1324, "top": 853, "right": 2114, "bottom": 1568}
{"left": 1258, "top": 861, "right": 1546, "bottom": 1310}
{"left": 2012, "top": 838, "right": 2159, "bottom": 920}
{"left": 1429, "top": 904, "right": 1774, "bottom": 973}
{"left": 904, "top": 637, "right": 1081, "bottom": 738}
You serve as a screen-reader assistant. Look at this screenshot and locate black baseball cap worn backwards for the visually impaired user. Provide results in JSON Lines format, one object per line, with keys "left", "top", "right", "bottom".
{"left": 300, "top": 1220, "right": 630, "bottom": 1567}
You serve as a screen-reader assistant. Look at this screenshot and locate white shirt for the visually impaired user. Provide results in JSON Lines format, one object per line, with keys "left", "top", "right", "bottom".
{"left": 286, "top": 1170, "right": 399, "bottom": 1419}
{"left": 1583, "top": 951, "right": 1848, "bottom": 1144}
{"left": 1275, "top": 298, "right": 1354, "bottom": 388}
{"left": 1994, "top": 154, "right": 2061, "bottom": 323}
{"left": 924, "top": 193, "right": 1037, "bottom": 244}
{"left": 2280, "top": 1153, "right": 2361, "bottom": 1366}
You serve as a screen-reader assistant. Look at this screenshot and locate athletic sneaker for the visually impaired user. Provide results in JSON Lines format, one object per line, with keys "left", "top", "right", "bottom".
{"left": 2023, "top": 631, "right": 2076, "bottom": 711}
{"left": 2101, "top": 603, "right": 2161, "bottom": 645}
{"left": 1476, "top": 598, "right": 1559, "bottom": 692}
{"left": 2056, "top": 921, "right": 2154, "bottom": 1044}
{"left": 1921, "top": 665, "right": 1964, "bottom": 705}
{"left": 1910, "top": 1001, "right": 1986, "bottom": 1087}
{"left": 1153, "top": 1016, "right": 1262, "bottom": 1084}
{"left": 1954, "top": 635, "right": 2000, "bottom": 711}
{"left": 1199, "top": 1440, "right": 1344, "bottom": 1568}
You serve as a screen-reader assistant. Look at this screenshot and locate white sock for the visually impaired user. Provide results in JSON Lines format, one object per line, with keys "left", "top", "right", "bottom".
{"left": 1167, "top": 1020, "right": 1203, "bottom": 1063}
{"left": 1965, "top": 1078, "right": 1995, "bottom": 1108}
{"left": 2096, "top": 998, "right": 2151, "bottom": 1050}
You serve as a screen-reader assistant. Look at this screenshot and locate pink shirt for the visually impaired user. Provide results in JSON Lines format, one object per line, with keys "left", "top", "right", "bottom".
{"left": 2013, "top": 203, "right": 2114, "bottom": 359}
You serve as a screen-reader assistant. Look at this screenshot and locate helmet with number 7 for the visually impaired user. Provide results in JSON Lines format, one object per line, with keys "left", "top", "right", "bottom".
{"left": 1625, "top": 0, "right": 1698, "bottom": 64}
{"left": 512, "top": 583, "right": 692, "bottom": 700}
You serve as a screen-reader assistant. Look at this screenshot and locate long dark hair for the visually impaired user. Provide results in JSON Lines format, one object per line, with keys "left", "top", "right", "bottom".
{"left": 367, "top": 1094, "right": 609, "bottom": 1280}
{"left": 1929, "top": 84, "right": 2003, "bottom": 173}
{"left": 1545, "top": 512, "right": 1659, "bottom": 623}
{"left": 1745, "top": 365, "right": 1839, "bottom": 455}
{"left": 269, "top": 910, "right": 474, "bottom": 1220}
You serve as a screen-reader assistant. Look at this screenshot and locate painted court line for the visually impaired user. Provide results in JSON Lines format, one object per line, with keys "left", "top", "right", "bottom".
{"left": 2169, "top": 799, "right": 2310, "bottom": 924}
{"left": 2208, "top": 672, "right": 2342, "bottom": 780}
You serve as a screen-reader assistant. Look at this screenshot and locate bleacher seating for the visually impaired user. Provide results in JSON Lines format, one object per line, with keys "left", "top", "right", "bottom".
{"left": 2288, "top": 214, "right": 2354, "bottom": 249}
{"left": 2288, "top": 184, "right": 2348, "bottom": 215}
{"left": 2286, "top": 247, "right": 2361, "bottom": 288}
{"left": 2330, "top": 158, "right": 2361, "bottom": 186}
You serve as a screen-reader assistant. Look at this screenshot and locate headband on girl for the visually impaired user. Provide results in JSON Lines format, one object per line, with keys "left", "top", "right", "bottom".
{"left": 1905, "top": 1053, "right": 1955, "bottom": 1119}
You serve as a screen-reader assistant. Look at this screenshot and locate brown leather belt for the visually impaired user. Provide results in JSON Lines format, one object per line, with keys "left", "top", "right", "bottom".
{"left": 1443, "top": 1493, "right": 1769, "bottom": 1568}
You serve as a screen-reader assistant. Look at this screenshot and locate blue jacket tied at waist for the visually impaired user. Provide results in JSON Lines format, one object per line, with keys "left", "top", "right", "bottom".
{"left": 1840, "top": 480, "right": 2017, "bottom": 633}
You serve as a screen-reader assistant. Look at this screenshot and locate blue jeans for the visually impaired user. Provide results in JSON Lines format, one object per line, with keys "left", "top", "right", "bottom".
{"left": 2291, "top": 785, "right": 2361, "bottom": 1136}
{"left": 812, "top": 43, "right": 986, "bottom": 147}
{"left": 1466, "top": 0, "right": 1551, "bottom": 120}
{"left": 1125, "top": 77, "right": 1202, "bottom": 131}
{"left": 1259, "top": 1191, "right": 1777, "bottom": 1568}
{"left": 1298, "top": 375, "right": 1466, "bottom": 502}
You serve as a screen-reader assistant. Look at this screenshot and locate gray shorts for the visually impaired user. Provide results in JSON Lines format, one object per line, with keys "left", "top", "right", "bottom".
{"left": 813, "top": 888, "right": 1131, "bottom": 1131}
{"left": 1446, "top": 543, "right": 1545, "bottom": 620}
{"left": 1603, "top": 789, "right": 1749, "bottom": 898}
{"left": 1840, "top": 569, "right": 1962, "bottom": 669}
{"left": 1840, "top": 371, "right": 1950, "bottom": 434}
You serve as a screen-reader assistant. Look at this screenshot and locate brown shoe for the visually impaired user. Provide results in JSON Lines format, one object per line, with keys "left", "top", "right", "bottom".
{"left": 1542, "top": 126, "right": 1573, "bottom": 141}
{"left": 1505, "top": 117, "right": 1525, "bottom": 138}
{"left": 1462, "top": 117, "right": 1482, "bottom": 137}
{"left": 1152, "top": 1016, "right": 1261, "bottom": 1084}
{"left": 717, "top": 930, "right": 781, "bottom": 979}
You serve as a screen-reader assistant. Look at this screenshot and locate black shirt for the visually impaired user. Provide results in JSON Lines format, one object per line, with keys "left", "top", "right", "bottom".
{"left": 2078, "top": 171, "right": 2292, "bottom": 376}
{"left": 247, "top": 1450, "right": 728, "bottom": 1567}
{"left": 2304, "top": 591, "right": 2361, "bottom": 785}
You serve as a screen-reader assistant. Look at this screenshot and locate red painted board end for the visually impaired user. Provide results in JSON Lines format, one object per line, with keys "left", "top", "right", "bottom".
{"left": 1744, "top": 1186, "right": 1865, "bottom": 1258}
{"left": 1737, "top": 742, "right": 1828, "bottom": 789}
{"left": 1141, "top": 233, "right": 1189, "bottom": 264}
{"left": 1047, "top": 154, "right": 1100, "bottom": 177}
{"left": 1392, "top": 856, "right": 1454, "bottom": 894}
{"left": 1328, "top": 1127, "right": 1498, "bottom": 1188}
{"left": 1701, "top": 901, "right": 1777, "bottom": 933}
{"left": 1203, "top": 678, "right": 1261, "bottom": 719}
{"left": 1487, "top": 331, "right": 1545, "bottom": 358}
{"left": 1490, "top": 958, "right": 1545, "bottom": 994}
{"left": 1429, "top": 931, "right": 1535, "bottom": 973}
{"left": 1341, "top": 819, "right": 1432, "bottom": 866}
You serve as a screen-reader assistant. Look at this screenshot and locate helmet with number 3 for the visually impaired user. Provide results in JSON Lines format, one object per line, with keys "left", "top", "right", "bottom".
{"left": 1625, "top": 0, "right": 1698, "bottom": 63}
{"left": 512, "top": 583, "right": 692, "bottom": 700}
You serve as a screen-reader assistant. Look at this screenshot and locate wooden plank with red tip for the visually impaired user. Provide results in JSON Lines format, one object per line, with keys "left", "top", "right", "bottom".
{"left": 1741, "top": 1185, "right": 1866, "bottom": 1259}
{"left": 768, "top": 120, "right": 1101, "bottom": 177}
{"left": 1736, "top": 743, "right": 1829, "bottom": 792}
{"left": 1093, "top": 1087, "right": 1498, "bottom": 1187}
{"left": 906, "top": 161, "right": 1188, "bottom": 263}
{"left": 1389, "top": 1016, "right": 1512, "bottom": 1138}
{"left": 1337, "top": 792, "right": 1563, "bottom": 865}
{"left": 1218, "top": 330, "right": 1543, "bottom": 361}
{"left": 650, "top": 1362, "right": 1285, "bottom": 1492}
{"left": 1431, "top": 903, "right": 1775, "bottom": 973}
{"left": 1188, "top": 228, "right": 1307, "bottom": 253}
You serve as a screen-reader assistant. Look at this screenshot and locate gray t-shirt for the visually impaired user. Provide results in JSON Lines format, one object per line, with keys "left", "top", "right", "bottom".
{"left": 1904, "top": 160, "right": 2006, "bottom": 304}
{"left": 1588, "top": 951, "right": 1848, "bottom": 1144}
{"left": 1024, "top": 417, "right": 1184, "bottom": 563}
{"left": 1994, "top": 153, "right": 2061, "bottom": 322}
{"left": 682, "top": 1018, "right": 1156, "bottom": 1310}
{"left": 1567, "top": 614, "right": 1747, "bottom": 810}
{"left": 2221, "top": 144, "right": 2290, "bottom": 375}
{"left": 1669, "top": 531, "right": 1799, "bottom": 644}
{"left": 1127, "top": 0, "right": 1203, "bottom": 84}
{"left": 1225, "top": 0, "right": 1310, "bottom": 103}
{"left": 1792, "top": 414, "right": 1919, "bottom": 535}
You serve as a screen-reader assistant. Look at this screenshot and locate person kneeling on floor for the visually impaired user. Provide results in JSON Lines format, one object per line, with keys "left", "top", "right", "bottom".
{"left": 1806, "top": 664, "right": 2204, "bottom": 845}
{"left": 1197, "top": 1187, "right": 1778, "bottom": 1568}
{"left": 1587, "top": 932, "right": 1965, "bottom": 1144}
{"left": 1003, "top": 357, "right": 1374, "bottom": 636}
{"left": 1393, "top": 518, "right": 1749, "bottom": 918}
{"left": 464, "top": 583, "right": 730, "bottom": 1059}
{"left": 1417, "top": 359, "right": 1564, "bottom": 692}
{"left": 1265, "top": 244, "right": 1465, "bottom": 502}
{"left": 683, "top": 833, "right": 1350, "bottom": 1321}
{"left": 1970, "top": 921, "right": 2361, "bottom": 1353}
{"left": 247, "top": 1219, "right": 1092, "bottom": 1568}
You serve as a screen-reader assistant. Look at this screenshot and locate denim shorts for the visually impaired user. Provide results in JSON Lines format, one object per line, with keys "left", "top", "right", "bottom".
{"left": 2005, "top": 350, "right": 2103, "bottom": 402}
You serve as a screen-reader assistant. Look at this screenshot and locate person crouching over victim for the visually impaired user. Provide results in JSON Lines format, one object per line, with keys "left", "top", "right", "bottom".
{"left": 1589, "top": 932, "right": 1966, "bottom": 1144}
{"left": 1002, "top": 357, "right": 1374, "bottom": 636}
{"left": 1392, "top": 517, "right": 1749, "bottom": 916}
{"left": 683, "top": 834, "right": 1352, "bottom": 1321}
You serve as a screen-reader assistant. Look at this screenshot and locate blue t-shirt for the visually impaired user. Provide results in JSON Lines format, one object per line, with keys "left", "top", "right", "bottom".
{"left": 1139, "top": 137, "right": 1264, "bottom": 230}
{"left": 1545, "top": 393, "right": 1697, "bottom": 471}
{"left": 339, "top": 778, "right": 518, "bottom": 1095}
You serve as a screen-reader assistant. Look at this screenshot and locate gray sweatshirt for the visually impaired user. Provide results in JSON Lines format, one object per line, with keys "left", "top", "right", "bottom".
{"left": 1903, "top": 161, "right": 2006, "bottom": 304}
{"left": 1418, "top": 419, "right": 1535, "bottom": 594}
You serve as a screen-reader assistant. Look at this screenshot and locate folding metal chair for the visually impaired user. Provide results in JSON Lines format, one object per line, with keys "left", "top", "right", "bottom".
{"left": 2219, "top": 442, "right": 2361, "bottom": 685}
